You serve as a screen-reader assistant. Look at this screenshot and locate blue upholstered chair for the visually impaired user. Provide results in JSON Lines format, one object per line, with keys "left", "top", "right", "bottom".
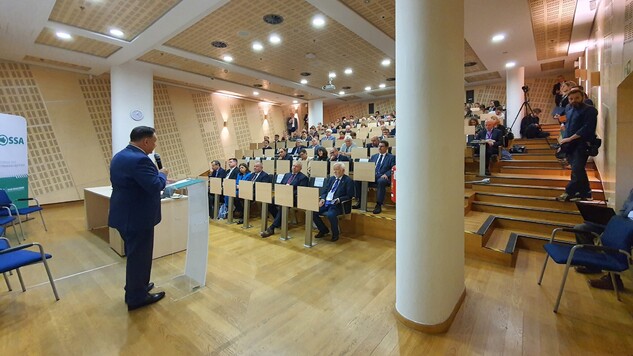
{"left": 0, "top": 237, "right": 59, "bottom": 301}
{"left": 0, "top": 210, "right": 22, "bottom": 243}
{"left": 0, "top": 189, "right": 47, "bottom": 235}
{"left": 537, "top": 215, "right": 633, "bottom": 312}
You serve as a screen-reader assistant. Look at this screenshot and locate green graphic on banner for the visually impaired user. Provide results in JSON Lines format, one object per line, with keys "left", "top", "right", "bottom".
{"left": 0, "top": 176, "right": 28, "bottom": 209}
{"left": 0, "top": 113, "right": 29, "bottom": 210}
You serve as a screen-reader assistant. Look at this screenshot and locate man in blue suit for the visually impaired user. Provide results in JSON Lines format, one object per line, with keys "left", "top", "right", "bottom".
{"left": 249, "top": 160, "right": 271, "bottom": 198}
{"left": 314, "top": 162, "right": 355, "bottom": 242}
{"left": 109, "top": 126, "right": 168, "bottom": 311}
{"left": 261, "top": 161, "right": 309, "bottom": 238}
{"left": 474, "top": 119, "right": 503, "bottom": 176}
{"left": 367, "top": 140, "right": 396, "bottom": 214}
{"left": 208, "top": 160, "right": 225, "bottom": 218}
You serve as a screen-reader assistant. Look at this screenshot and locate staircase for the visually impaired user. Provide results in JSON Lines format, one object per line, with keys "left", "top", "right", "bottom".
{"left": 464, "top": 128, "right": 605, "bottom": 267}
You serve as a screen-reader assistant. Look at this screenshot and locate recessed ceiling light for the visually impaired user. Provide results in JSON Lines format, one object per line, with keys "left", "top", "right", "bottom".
{"left": 300, "top": 79, "right": 308, "bottom": 84}
{"left": 339, "top": 91, "right": 345, "bottom": 95}
{"left": 312, "top": 15, "right": 326, "bottom": 28}
{"left": 269, "top": 34, "right": 281, "bottom": 44}
{"left": 223, "top": 55, "right": 233, "bottom": 62}
{"left": 55, "top": 31, "right": 72, "bottom": 40}
{"left": 109, "top": 28, "right": 124, "bottom": 37}
{"left": 505, "top": 61, "right": 516, "bottom": 68}
{"left": 252, "top": 42, "right": 263, "bottom": 51}
{"left": 381, "top": 59, "right": 391, "bottom": 66}
{"left": 379, "top": 83, "right": 386, "bottom": 88}
{"left": 292, "top": 100, "right": 298, "bottom": 104}
{"left": 344, "top": 68, "right": 353, "bottom": 75}
{"left": 365, "top": 86, "right": 372, "bottom": 91}
{"left": 492, "top": 34, "right": 505, "bottom": 42}
{"left": 253, "top": 91, "right": 259, "bottom": 96}
{"left": 328, "top": 72, "right": 336, "bottom": 78}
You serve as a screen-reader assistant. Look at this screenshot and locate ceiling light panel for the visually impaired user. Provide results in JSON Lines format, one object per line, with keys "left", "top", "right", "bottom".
{"left": 36, "top": 27, "right": 121, "bottom": 57}
{"left": 164, "top": 0, "right": 395, "bottom": 96}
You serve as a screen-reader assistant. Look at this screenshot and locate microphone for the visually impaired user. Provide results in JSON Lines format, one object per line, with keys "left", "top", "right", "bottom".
{"left": 154, "top": 153, "right": 163, "bottom": 169}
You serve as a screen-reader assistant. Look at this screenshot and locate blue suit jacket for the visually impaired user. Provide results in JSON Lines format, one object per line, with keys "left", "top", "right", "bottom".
{"left": 209, "top": 167, "right": 226, "bottom": 179}
{"left": 280, "top": 171, "right": 309, "bottom": 205}
{"left": 320, "top": 175, "right": 355, "bottom": 214}
{"left": 369, "top": 152, "right": 396, "bottom": 180}
{"left": 108, "top": 145, "right": 167, "bottom": 231}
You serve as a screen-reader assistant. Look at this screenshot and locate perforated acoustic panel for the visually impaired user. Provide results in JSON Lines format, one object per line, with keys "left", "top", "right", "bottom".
{"left": 230, "top": 104, "right": 251, "bottom": 149}
{"left": 324, "top": 102, "right": 371, "bottom": 123}
{"left": 528, "top": 0, "right": 577, "bottom": 60}
{"left": 0, "top": 61, "right": 74, "bottom": 196}
{"left": 153, "top": 84, "right": 191, "bottom": 177}
{"left": 191, "top": 92, "right": 224, "bottom": 162}
{"left": 626, "top": 0, "right": 633, "bottom": 43}
{"left": 78, "top": 77, "right": 112, "bottom": 167}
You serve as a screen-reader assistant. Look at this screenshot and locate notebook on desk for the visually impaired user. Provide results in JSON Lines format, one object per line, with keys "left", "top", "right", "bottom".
{"left": 576, "top": 202, "right": 616, "bottom": 225}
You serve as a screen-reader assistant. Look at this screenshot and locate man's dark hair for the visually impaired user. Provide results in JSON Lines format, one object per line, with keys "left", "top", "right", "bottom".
{"left": 212, "top": 160, "right": 221, "bottom": 166}
{"left": 228, "top": 158, "right": 237, "bottom": 163}
{"left": 299, "top": 149, "right": 307, "bottom": 155}
{"left": 568, "top": 88, "right": 584, "bottom": 96}
{"left": 130, "top": 126, "right": 155, "bottom": 141}
{"left": 380, "top": 140, "right": 390, "bottom": 147}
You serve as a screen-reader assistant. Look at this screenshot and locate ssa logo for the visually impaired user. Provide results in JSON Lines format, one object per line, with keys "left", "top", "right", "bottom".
{"left": 0, "top": 134, "right": 25, "bottom": 146}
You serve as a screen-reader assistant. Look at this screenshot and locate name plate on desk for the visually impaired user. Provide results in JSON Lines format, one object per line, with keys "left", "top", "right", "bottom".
{"left": 354, "top": 161, "right": 376, "bottom": 182}
{"left": 255, "top": 182, "right": 272, "bottom": 203}
{"left": 239, "top": 180, "right": 253, "bottom": 200}
{"left": 209, "top": 177, "right": 222, "bottom": 194}
{"left": 275, "top": 184, "right": 294, "bottom": 207}
{"left": 298, "top": 186, "right": 319, "bottom": 211}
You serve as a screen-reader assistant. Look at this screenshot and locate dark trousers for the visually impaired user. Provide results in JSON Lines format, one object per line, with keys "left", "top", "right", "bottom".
{"left": 313, "top": 204, "right": 341, "bottom": 237}
{"left": 573, "top": 222, "right": 605, "bottom": 245}
{"left": 268, "top": 204, "right": 282, "bottom": 228}
{"left": 566, "top": 147, "right": 590, "bottom": 197}
{"left": 354, "top": 177, "right": 391, "bottom": 205}
{"left": 119, "top": 228, "right": 154, "bottom": 305}
{"left": 208, "top": 193, "right": 215, "bottom": 218}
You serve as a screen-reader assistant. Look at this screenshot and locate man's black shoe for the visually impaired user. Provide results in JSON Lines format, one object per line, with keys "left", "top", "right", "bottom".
{"left": 146, "top": 282, "right": 155, "bottom": 292}
{"left": 574, "top": 266, "right": 601, "bottom": 274}
{"left": 351, "top": 203, "right": 361, "bottom": 209}
{"left": 260, "top": 227, "right": 274, "bottom": 238}
{"left": 372, "top": 205, "right": 382, "bottom": 214}
{"left": 315, "top": 231, "right": 330, "bottom": 239}
{"left": 128, "top": 291, "right": 166, "bottom": 311}
{"left": 331, "top": 235, "right": 339, "bottom": 242}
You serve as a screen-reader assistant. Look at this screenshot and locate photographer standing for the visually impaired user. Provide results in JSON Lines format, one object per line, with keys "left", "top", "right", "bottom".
{"left": 556, "top": 88, "right": 598, "bottom": 202}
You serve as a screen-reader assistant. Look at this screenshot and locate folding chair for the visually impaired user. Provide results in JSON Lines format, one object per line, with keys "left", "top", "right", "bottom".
{"left": 0, "top": 189, "right": 47, "bottom": 233}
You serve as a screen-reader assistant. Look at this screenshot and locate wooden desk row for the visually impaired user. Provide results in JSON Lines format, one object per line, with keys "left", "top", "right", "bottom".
{"left": 236, "top": 145, "right": 396, "bottom": 161}
{"left": 233, "top": 158, "right": 384, "bottom": 177}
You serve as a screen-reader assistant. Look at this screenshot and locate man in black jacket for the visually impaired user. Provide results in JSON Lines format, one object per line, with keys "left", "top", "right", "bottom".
{"left": 313, "top": 162, "right": 355, "bottom": 242}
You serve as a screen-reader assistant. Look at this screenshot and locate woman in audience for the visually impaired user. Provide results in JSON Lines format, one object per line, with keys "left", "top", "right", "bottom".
{"left": 315, "top": 147, "right": 329, "bottom": 161}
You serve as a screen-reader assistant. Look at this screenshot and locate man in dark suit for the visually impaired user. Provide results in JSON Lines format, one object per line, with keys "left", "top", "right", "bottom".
{"left": 366, "top": 136, "right": 380, "bottom": 149}
{"left": 224, "top": 158, "right": 239, "bottom": 179}
{"left": 249, "top": 160, "right": 271, "bottom": 199}
{"left": 261, "top": 161, "right": 309, "bottom": 238}
{"left": 108, "top": 126, "right": 168, "bottom": 311}
{"left": 289, "top": 140, "right": 305, "bottom": 155}
{"left": 474, "top": 119, "right": 503, "bottom": 176}
{"left": 286, "top": 115, "right": 299, "bottom": 134}
{"left": 313, "top": 162, "right": 355, "bottom": 242}
{"left": 367, "top": 140, "right": 396, "bottom": 214}
{"left": 208, "top": 160, "right": 226, "bottom": 218}
{"left": 328, "top": 147, "right": 350, "bottom": 162}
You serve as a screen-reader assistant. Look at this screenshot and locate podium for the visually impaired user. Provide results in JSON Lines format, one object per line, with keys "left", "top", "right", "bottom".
{"left": 255, "top": 182, "right": 272, "bottom": 232}
{"left": 470, "top": 140, "right": 488, "bottom": 176}
{"left": 298, "top": 186, "right": 320, "bottom": 247}
{"left": 274, "top": 184, "right": 294, "bottom": 241}
{"left": 354, "top": 161, "right": 376, "bottom": 212}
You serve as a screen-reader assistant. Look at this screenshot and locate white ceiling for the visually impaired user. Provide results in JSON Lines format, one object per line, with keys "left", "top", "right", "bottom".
{"left": 0, "top": 0, "right": 597, "bottom": 105}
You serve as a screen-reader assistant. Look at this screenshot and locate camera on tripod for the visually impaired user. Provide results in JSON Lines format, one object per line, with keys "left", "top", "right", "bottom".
{"left": 522, "top": 85, "right": 529, "bottom": 93}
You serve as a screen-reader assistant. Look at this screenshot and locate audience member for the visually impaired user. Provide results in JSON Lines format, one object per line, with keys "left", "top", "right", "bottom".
{"left": 552, "top": 75, "right": 565, "bottom": 106}
{"left": 287, "top": 116, "right": 299, "bottom": 134}
{"left": 260, "top": 161, "right": 309, "bottom": 238}
{"left": 329, "top": 147, "right": 350, "bottom": 163}
{"left": 277, "top": 148, "right": 291, "bottom": 161}
{"left": 315, "top": 147, "right": 329, "bottom": 161}
{"left": 339, "top": 136, "right": 356, "bottom": 157}
{"left": 473, "top": 119, "right": 502, "bottom": 176}
{"left": 289, "top": 140, "right": 305, "bottom": 155}
{"left": 323, "top": 129, "right": 336, "bottom": 141}
{"left": 520, "top": 109, "right": 549, "bottom": 139}
{"left": 353, "top": 140, "right": 396, "bottom": 214}
{"left": 366, "top": 136, "right": 380, "bottom": 149}
{"left": 208, "top": 160, "right": 225, "bottom": 218}
{"left": 232, "top": 163, "right": 252, "bottom": 223}
{"left": 313, "top": 162, "right": 355, "bottom": 242}
{"left": 225, "top": 158, "right": 239, "bottom": 179}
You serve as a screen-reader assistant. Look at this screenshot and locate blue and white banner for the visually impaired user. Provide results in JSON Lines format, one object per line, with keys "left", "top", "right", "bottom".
{"left": 0, "top": 113, "right": 28, "bottom": 209}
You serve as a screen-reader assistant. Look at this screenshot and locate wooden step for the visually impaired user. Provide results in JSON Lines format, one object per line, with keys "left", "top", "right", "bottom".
{"left": 474, "top": 192, "right": 581, "bottom": 211}
{"left": 498, "top": 160, "right": 568, "bottom": 168}
{"left": 472, "top": 182, "right": 605, "bottom": 200}
{"left": 485, "top": 174, "right": 602, "bottom": 189}
{"left": 518, "top": 147, "right": 557, "bottom": 154}
{"left": 499, "top": 166, "right": 600, "bottom": 179}
{"left": 464, "top": 230, "right": 517, "bottom": 267}
{"left": 471, "top": 201, "right": 583, "bottom": 224}
{"left": 512, "top": 138, "right": 555, "bottom": 145}
{"left": 482, "top": 215, "right": 576, "bottom": 251}
{"left": 509, "top": 153, "right": 559, "bottom": 161}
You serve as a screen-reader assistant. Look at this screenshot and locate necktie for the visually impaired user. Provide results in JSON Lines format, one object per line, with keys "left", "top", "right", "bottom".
{"left": 251, "top": 173, "right": 258, "bottom": 181}
{"left": 486, "top": 131, "right": 492, "bottom": 139}
{"left": 287, "top": 174, "right": 296, "bottom": 185}
{"left": 330, "top": 178, "right": 340, "bottom": 193}
{"left": 376, "top": 154, "right": 384, "bottom": 172}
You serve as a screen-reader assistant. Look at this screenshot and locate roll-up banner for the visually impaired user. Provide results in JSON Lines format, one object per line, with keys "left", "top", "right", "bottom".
{"left": 0, "top": 114, "right": 28, "bottom": 209}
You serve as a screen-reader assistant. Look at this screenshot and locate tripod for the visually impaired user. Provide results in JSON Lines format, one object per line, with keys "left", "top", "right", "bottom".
{"left": 508, "top": 90, "right": 535, "bottom": 133}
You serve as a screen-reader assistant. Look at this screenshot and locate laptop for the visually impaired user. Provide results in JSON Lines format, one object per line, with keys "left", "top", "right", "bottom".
{"left": 576, "top": 202, "right": 616, "bottom": 225}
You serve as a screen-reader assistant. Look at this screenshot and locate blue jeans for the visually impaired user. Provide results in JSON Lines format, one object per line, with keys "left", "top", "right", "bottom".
{"left": 566, "top": 146, "right": 590, "bottom": 197}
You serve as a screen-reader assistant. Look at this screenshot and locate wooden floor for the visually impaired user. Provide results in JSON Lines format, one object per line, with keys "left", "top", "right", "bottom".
{"left": 1, "top": 202, "right": 632, "bottom": 355}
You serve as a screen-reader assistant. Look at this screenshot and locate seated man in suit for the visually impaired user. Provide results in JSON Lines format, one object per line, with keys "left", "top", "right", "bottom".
{"left": 328, "top": 147, "right": 350, "bottom": 162}
{"left": 366, "top": 136, "right": 380, "bottom": 149}
{"left": 353, "top": 140, "right": 396, "bottom": 214}
{"left": 208, "top": 160, "right": 226, "bottom": 218}
{"left": 248, "top": 160, "right": 271, "bottom": 199}
{"left": 277, "top": 147, "right": 292, "bottom": 161}
{"left": 224, "top": 158, "right": 239, "bottom": 179}
{"left": 289, "top": 139, "right": 305, "bottom": 155}
{"left": 313, "top": 162, "right": 355, "bottom": 242}
{"left": 261, "top": 161, "right": 309, "bottom": 238}
{"left": 473, "top": 119, "right": 502, "bottom": 176}
{"left": 307, "top": 137, "right": 321, "bottom": 150}
{"left": 322, "top": 129, "right": 336, "bottom": 141}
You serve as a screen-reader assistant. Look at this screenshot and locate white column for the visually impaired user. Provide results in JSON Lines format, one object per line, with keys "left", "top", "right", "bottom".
{"left": 505, "top": 66, "right": 525, "bottom": 138}
{"left": 307, "top": 99, "right": 323, "bottom": 127}
{"left": 111, "top": 62, "right": 154, "bottom": 155}
{"left": 395, "top": 0, "right": 465, "bottom": 331}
